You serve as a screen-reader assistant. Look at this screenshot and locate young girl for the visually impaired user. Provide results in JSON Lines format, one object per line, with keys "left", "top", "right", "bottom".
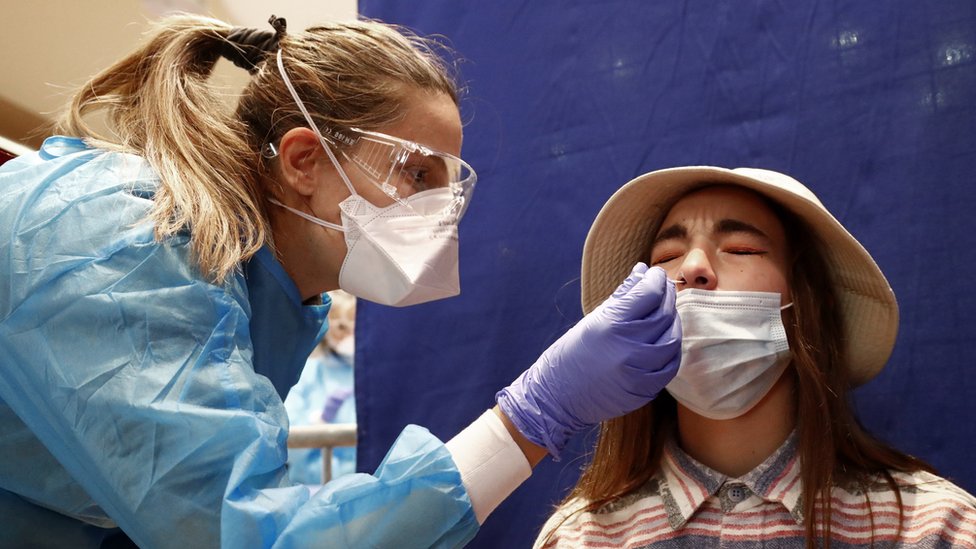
{"left": 537, "top": 166, "right": 976, "bottom": 548}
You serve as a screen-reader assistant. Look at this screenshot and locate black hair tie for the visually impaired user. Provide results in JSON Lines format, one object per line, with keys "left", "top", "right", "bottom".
{"left": 220, "top": 15, "right": 288, "bottom": 74}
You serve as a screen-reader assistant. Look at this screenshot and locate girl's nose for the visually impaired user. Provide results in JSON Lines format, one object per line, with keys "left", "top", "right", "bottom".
{"left": 678, "top": 248, "right": 717, "bottom": 290}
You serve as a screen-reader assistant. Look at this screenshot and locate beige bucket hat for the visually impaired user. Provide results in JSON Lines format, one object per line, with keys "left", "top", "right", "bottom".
{"left": 580, "top": 166, "right": 898, "bottom": 385}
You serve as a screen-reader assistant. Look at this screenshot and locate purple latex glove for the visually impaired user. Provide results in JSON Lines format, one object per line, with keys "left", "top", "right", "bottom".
{"left": 321, "top": 387, "right": 354, "bottom": 423}
{"left": 496, "top": 264, "right": 681, "bottom": 459}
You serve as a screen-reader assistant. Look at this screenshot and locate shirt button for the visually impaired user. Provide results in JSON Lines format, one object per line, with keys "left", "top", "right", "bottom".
{"left": 728, "top": 485, "right": 747, "bottom": 502}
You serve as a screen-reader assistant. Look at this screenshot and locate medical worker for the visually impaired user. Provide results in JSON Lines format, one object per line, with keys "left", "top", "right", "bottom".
{"left": 284, "top": 290, "right": 358, "bottom": 483}
{"left": 0, "top": 14, "right": 681, "bottom": 548}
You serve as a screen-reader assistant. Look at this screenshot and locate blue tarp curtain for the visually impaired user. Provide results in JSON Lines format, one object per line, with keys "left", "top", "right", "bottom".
{"left": 354, "top": 1, "right": 976, "bottom": 546}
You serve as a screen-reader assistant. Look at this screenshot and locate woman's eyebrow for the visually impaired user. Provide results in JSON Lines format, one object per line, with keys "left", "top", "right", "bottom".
{"left": 714, "top": 218, "right": 769, "bottom": 239}
{"left": 652, "top": 223, "right": 687, "bottom": 244}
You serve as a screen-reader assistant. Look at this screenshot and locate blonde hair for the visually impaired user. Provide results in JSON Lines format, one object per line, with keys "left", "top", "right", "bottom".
{"left": 55, "top": 14, "right": 458, "bottom": 283}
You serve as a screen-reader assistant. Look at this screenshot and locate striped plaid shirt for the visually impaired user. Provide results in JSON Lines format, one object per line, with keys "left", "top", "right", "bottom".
{"left": 535, "top": 433, "right": 976, "bottom": 548}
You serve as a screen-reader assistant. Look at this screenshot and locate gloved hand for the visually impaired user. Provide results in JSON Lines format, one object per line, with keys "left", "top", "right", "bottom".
{"left": 496, "top": 263, "right": 681, "bottom": 459}
{"left": 320, "top": 387, "right": 354, "bottom": 423}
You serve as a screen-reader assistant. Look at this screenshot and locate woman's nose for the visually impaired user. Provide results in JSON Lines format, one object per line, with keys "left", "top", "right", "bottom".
{"left": 678, "top": 248, "right": 717, "bottom": 290}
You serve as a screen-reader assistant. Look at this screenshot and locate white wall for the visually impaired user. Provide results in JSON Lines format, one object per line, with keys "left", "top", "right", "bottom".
{"left": 0, "top": 0, "right": 357, "bottom": 149}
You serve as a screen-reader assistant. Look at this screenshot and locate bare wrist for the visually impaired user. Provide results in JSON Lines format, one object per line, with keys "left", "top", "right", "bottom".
{"left": 492, "top": 405, "right": 548, "bottom": 466}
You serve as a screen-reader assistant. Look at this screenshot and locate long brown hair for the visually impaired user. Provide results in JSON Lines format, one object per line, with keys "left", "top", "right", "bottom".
{"left": 544, "top": 188, "right": 934, "bottom": 548}
{"left": 55, "top": 14, "right": 457, "bottom": 283}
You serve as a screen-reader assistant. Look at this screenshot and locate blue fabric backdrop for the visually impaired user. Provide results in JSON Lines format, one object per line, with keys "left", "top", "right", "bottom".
{"left": 354, "top": 1, "right": 976, "bottom": 546}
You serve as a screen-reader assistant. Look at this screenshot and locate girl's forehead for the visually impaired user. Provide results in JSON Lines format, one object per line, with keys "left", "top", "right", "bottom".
{"left": 661, "top": 186, "right": 785, "bottom": 234}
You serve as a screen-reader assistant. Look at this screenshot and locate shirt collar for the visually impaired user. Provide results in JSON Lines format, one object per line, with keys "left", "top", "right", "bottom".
{"left": 660, "top": 430, "right": 804, "bottom": 529}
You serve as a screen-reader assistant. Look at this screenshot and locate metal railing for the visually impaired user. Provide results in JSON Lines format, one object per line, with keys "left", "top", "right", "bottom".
{"left": 287, "top": 423, "right": 357, "bottom": 483}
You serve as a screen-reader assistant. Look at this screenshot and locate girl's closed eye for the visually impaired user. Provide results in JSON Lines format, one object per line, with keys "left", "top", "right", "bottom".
{"left": 650, "top": 249, "right": 684, "bottom": 265}
{"left": 725, "top": 247, "right": 767, "bottom": 256}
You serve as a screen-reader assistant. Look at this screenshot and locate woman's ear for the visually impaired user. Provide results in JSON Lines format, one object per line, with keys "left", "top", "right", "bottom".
{"left": 277, "top": 127, "right": 329, "bottom": 197}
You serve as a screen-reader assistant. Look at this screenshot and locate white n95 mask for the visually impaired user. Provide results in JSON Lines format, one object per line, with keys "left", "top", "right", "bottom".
{"left": 337, "top": 189, "right": 459, "bottom": 307}
{"left": 666, "top": 289, "right": 793, "bottom": 420}
{"left": 270, "top": 189, "right": 460, "bottom": 307}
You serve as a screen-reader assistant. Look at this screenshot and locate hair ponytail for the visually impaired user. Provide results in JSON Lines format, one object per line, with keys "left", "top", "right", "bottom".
{"left": 56, "top": 14, "right": 268, "bottom": 283}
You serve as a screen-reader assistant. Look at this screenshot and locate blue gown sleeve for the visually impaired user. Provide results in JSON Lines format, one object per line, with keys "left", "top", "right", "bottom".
{"left": 0, "top": 143, "right": 478, "bottom": 548}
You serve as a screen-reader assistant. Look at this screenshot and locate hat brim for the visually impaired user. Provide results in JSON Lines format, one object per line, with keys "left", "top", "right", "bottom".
{"left": 580, "top": 166, "right": 897, "bottom": 385}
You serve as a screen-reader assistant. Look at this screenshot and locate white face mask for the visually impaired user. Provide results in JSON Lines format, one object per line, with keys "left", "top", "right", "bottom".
{"left": 268, "top": 51, "right": 461, "bottom": 307}
{"left": 270, "top": 190, "right": 460, "bottom": 307}
{"left": 330, "top": 336, "right": 355, "bottom": 363}
{"left": 665, "top": 289, "right": 793, "bottom": 420}
{"left": 337, "top": 189, "right": 459, "bottom": 307}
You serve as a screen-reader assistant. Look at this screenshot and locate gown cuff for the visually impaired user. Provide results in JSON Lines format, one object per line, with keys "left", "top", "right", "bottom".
{"left": 445, "top": 409, "right": 532, "bottom": 524}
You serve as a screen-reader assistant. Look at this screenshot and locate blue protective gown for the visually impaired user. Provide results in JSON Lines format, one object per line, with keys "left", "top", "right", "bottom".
{"left": 0, "top": 137, "right": 478, "bottom": 548}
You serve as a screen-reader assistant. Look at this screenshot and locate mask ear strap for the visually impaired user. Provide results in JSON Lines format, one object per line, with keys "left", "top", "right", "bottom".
{"left": 780, "top": 302, "right": 794, "bottom": 311}
{"left": 268, "top": 198, "right": 345, "bottom": 232}
{"left": 276, "top": 49, "right": 358, "bottom": 198}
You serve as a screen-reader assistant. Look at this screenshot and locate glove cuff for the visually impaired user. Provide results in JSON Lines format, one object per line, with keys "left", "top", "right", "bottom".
{"left": 495, "top": 387, "right": 570, "bottom": 461}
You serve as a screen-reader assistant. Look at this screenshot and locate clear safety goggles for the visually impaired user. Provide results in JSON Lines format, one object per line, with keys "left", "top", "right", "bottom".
{"left": 272, "top": 50, "right": 477, "bottom": 223}
{"left": 264, "top": 127, "right": 476, "bottom": 221}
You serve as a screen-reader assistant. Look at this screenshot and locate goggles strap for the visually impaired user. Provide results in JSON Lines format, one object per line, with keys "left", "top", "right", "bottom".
{"left": 276, "top": 50, "right": 358, "bottom": 198}
{"left": 267, "top": 198, "right": 345, "bottom": 232}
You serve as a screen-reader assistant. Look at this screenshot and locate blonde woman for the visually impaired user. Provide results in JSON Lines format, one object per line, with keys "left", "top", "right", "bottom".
{"left": 0, "top": 14, "right": 682, "bottom": 548}
{"left": 537, "top": 167, "right": 976, "bottom": 548}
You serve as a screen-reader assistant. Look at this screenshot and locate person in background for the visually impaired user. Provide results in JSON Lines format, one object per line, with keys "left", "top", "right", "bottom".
{"left": 285, "top": 290, "right": 358, "bottom": 483}
{"left": 536, "top": 166, "right": 976, "bottom": 548}
{"left": 0, "top": 13, "right": 682, "bottom": 548}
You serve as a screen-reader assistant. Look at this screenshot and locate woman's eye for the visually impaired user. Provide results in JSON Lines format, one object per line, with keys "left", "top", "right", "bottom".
{"left": 399, "top": 167, "right": 430, "bottom": 193}
{"left": 651, "top": 254, "right": 680, "bottom": 265}
{"left": 408, "top": 167, "right": 426, "bottom": 182}
{"left": 726, "top": 248, "right": 766, "bottom": 256}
